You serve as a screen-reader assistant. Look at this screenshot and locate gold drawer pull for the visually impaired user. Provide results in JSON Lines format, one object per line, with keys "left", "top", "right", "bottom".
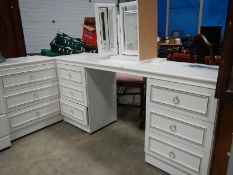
{"left": 169, "top": 151, "right": 176, "bottom": 159}
{"left": 173, "top": 96, "right": 180, "bottom": 105}
{"left": 170, "top": 125, "right": 177, "bottom": 132}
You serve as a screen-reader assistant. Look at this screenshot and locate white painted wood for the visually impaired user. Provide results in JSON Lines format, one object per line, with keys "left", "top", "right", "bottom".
{"left": 10, "top": 114, "right": 63, "bottom": 141}
{"left": 60, "top": 85, "right": 87, "bottom": 107}
{"left": 85, "top": 68, "right": 117, "bottom": 132}
{"left": 57, "top": 62, "right": 86, "bottom": 88}
{"left": 3, "top": 81, "right": 59, "bottom": 112}
{"left": 147, "top": 78, "right": 218, "bottom": 123}
{"left": 60, "top": 98, "right": 88, "bottom": 127}
{"left": 145, "top": 130, "right": 210, "bottom": 175}
{"left": 8, "top": 99, "right": 60, "bottom": 131}
{"left": 146, "top": 106, "right": 215, "bottom": 153}
{"left": 0, "top": 92, "right": 6, "bottom": 114}
{"left": 119, "top": 1, "right": 138, "bottom": 56}
{"left": 0, "top": 114, "right": 11, "bottom": 150}
{"left": 95, "top": 3, "right": 118, "bottom": 56}
{"left": 55, "top": 54, "right": 219, "bottom": 89}
{"left": 0, "top": 115, "right": 10, "bottom": 138}
{"left": 0, "top": 62, "right": 57, "bottom": 90}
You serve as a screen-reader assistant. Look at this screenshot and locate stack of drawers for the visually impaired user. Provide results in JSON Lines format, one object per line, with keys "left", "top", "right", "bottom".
{"left": 0, "top": 61, "right": 61, "bottom": 140}
{"left": 57, "top": 62, "right": 89, "bottom": 130}
{"left": 145, "top": 78, "right": 218, "bottom": 175}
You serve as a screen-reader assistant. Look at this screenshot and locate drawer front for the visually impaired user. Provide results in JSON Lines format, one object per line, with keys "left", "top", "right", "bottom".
{"left": 147, "top": 78, "right": 217, "bottom": 123}
{"left": 145, "top": 131, "right": 204, "bottom": 174}
{"left": 60, "top": 99, "right": 88, "bottom": 126}
{"left": 5, "top": 84, "right": 59, "bottom": 110}
{"left": 148, "top": 111, "right": 208, "bottom": 147}
{"left": 0, "top": 115, "right": 10, "bottom": 138}
{"left": 9, "top": 100, "right": 60, "bottom": 129}
{"left": 57, "top": 63, "right": 85, "bottom": 87}
{"left": 60, "top": 85, "right": 87, "bottom": 106}
{"left": 2, "top": 67, "right": 57, "bottom": 89}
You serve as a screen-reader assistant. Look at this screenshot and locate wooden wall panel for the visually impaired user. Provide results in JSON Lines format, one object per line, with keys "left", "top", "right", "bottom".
{"left": 138, "top": 0, "right": 157, "bottom": 60}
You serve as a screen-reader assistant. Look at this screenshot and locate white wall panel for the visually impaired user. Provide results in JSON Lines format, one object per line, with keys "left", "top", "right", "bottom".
{"left": 19, "top": 0, "right": 117, "bottom": 53}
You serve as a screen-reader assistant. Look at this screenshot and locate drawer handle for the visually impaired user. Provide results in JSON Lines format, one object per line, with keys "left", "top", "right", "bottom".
{"left": 169, "top": 151, "right": 176, "bottom": 159}
{"left": 68, "top": 73, "right": 72, "bottom": 79}
{"left": 36, "top": 112, "right": 41, "bottom": 116}
{"left": 33, "top": 93, "right": 39, "bottom": 98}
{"left": 30, "top": 74, "right": 34, "bottom": 80}
{"left": 70, "top": 91, "right": 74, "bottom": 96}
{"left": 70, "top": 109, "right": 74, "bottom": 114}
{"left": 170, "top": 125, "right": 177, "bottom": 132}
{"left": 173, "top": 96, "right": 180, "bottom": 105}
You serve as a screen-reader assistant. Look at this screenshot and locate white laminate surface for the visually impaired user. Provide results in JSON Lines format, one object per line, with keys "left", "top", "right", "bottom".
{"left": 0, "top": 54, "right": 219, "bottom": 89}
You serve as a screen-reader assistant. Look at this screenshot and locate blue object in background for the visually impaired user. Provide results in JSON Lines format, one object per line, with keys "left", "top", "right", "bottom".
{"left": 158, "top": 0, "right": 167, "bottom": 37}
{"left": 168, "top": 0, "right": 200, "bottom": 36}
{"left": 202, "top": 0, "right": 228, "bottom": 33}
{"left": 157, "top": 0, "right": 229, "bottom": 37}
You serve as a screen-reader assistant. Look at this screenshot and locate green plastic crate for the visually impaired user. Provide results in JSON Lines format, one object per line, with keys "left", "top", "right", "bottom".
{"left": 41, "top": 49, "right": 59, "bottom": 57}
{"left": 50, "top": 33, "right": 86, "bottom": 55}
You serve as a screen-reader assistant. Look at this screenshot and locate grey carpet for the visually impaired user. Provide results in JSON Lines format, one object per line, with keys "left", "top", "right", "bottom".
{"left": 0, "top": 107, "right": 168, "bottom": 175}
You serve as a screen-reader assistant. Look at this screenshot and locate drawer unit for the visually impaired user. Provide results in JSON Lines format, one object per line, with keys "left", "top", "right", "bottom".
{"left": 8, "top": 99, "right": 60, "bottom": 130}
{"left": 147, "top": 107, "right": 214, "bottom": 152}
{"left": 0, "top": 62, "right": 57, "bottom": 90}
{"left": 145, "top": 130, "right": 209, "bottom": 175}
{"left": 57, "top": 62, "right": 86, "bottom": 87}
{"left": 0, "top": 114, "right": 11, "bottom": 150}
{"left": 60, "top": 98, "right": 88, "bottom": 127}
{"left": 147, "top": 78, "right": 218, "bottom": 123}
{"left": 60, "top": 85, "right": 87, "bottom": 106}
{"left": 0, "top": 92, "right": 6, "bottom": 114}
{"left": 3, "top": 81, "right": 59, "bottom": 112}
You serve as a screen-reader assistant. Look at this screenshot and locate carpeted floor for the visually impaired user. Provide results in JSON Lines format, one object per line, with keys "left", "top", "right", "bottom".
{"left": 0, "top": 107, "right": 168, "bottom": 175}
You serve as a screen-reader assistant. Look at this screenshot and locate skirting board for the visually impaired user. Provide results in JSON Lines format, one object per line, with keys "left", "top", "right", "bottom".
{"left": 0, "top": 136, "right": 11, "bottom": 151}
{"left": 10, "top": 114, "right": 63, "bottom": 141}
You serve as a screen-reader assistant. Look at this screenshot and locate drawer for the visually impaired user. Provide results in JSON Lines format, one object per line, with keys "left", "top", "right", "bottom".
{"left": 147, "top": 78, "right": 218, "bottom": 123}
{"left": 146, "top": 107, "right": 214, "bottom": 152}
{"left": 57, "top": 63, "right": 86, "bottom": 87}
{"left": 4, "top": 81, "right": 59, "bottom": 111}
{"left": 145, "top": 130, "right": 209, "bottom": 175}
{"left": 60, "top": 85, "right": 87, "bottom": 106}
{"left": 0, "top": 115, "right": 10, "bottom": 138}
{"left": 60, "top": 98, "right": 88, "bottom": 127}
{"left": 8, "top": 99, "right": 60, "bottom": 129}
{"left": 1, "top": 63, "right": 57, "bottom": 89}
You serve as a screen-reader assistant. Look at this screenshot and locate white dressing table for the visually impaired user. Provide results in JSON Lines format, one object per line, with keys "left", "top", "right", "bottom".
{"left": 0, "top": 54, "right": 218, "bottom": 175}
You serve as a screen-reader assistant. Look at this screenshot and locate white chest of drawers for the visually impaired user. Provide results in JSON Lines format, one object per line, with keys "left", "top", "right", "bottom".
{"left": 0, "top": 59, "right": 62, "bottom": 142}
{"left": 145, "top": 78, "right": 218, "bottom": 175}
{"left": 57, "top": 61, "right": 117, "bottom": 133}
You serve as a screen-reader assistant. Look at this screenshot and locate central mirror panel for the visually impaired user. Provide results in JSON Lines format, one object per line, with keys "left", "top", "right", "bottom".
{"left": 119, "top": 1, "right": 138, "bottom": 56}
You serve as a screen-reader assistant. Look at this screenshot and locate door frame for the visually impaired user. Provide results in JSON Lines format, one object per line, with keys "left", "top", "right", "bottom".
{"left": 8, "top": 0, "right": 26, "bottom": 57}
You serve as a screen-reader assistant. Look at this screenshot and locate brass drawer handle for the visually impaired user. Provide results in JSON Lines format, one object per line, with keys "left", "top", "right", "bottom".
{"left": 170, "top": 125, "right": 177, "bottom": 132}
{"left": 173, "top": 96, "right": 180, "bottom": 105}
{"left": 169, "top": 151, "right": 176, "bottom": 159}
